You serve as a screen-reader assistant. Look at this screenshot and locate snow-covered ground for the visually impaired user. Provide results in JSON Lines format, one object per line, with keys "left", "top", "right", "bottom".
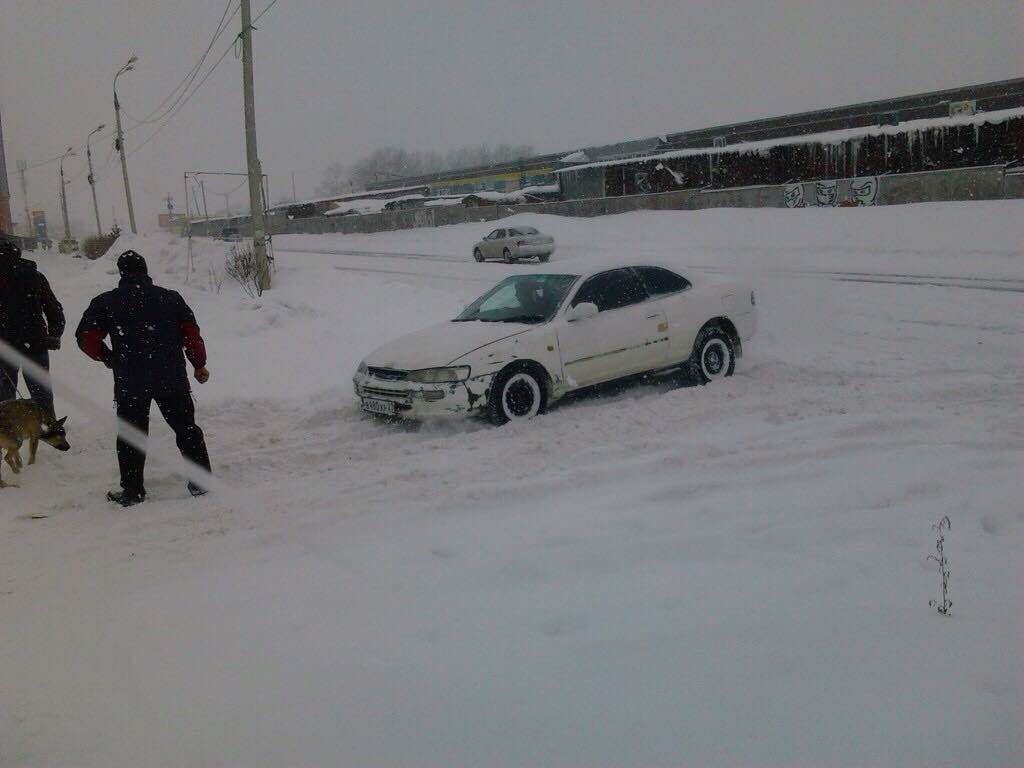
{"left": 1, "top": 202, "right": 1021, "bottom": 767}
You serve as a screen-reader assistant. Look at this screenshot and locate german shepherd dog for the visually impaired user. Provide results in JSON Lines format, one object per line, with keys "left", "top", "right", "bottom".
{"left": 0, "top": 399, "right": 70, "bottom": 488}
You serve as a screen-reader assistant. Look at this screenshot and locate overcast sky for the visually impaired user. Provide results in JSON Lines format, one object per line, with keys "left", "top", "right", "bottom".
{"left": 1, "top": 0, "right": 1020, "bottom": 234}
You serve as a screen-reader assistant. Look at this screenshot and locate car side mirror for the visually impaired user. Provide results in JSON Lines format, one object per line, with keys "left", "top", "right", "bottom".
{"left": 567, "top": 302, "right": 598, "bottom": 322}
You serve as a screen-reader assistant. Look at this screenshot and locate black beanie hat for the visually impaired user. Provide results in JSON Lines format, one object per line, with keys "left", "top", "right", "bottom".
{"left": 117, "top": 250, "right": 148, "bottom": 275}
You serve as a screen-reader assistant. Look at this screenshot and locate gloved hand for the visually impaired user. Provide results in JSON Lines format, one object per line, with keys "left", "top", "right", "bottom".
{"left": 194, "top": 367, "right": 210, "bottom": 384}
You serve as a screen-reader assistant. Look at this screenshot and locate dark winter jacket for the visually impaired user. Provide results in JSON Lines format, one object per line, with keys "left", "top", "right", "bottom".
{"left": 76, "top": 275, "right": 207, "bottom": 399}
{"left": 0, "top": 256, "right": 66, "bottom": 351}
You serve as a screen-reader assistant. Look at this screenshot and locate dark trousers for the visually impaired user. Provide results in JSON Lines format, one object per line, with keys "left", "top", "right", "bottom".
{"left": 116, "top": 390, "right": 211, "bottom": 495}
{"left": 0, "top": 348, "right": 55, "bottom": 418}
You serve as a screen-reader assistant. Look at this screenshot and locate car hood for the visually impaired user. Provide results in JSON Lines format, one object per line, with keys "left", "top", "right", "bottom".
{"left": 363, "top": 320, "right": 533, "bottom": 370}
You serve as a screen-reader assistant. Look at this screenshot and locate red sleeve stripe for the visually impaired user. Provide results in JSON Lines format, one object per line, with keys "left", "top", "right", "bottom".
{"left": 77, "top": 329, "right": 111, "bottom": 363}
{"left": 180, "top": 321, "right": 207, "bottom": 368}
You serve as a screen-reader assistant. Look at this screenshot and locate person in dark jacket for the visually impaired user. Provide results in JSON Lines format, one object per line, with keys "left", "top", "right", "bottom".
{"left": 0, "top": 237, "right": 65, "bottom": 418}
{"left": 76, "top": 250, "right": 212, "bottom": 506}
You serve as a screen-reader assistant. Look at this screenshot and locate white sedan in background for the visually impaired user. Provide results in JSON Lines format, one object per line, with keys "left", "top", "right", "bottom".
{"left": 473, "top": 226, "right": 556, "bottom": 263}
{"left": 353, "top": 263, "right": 756, "bottom": 424}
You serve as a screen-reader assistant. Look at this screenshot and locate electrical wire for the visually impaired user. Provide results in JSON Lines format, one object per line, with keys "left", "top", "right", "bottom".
{"left": 120, "top": 0, "right": 239, "bottom": 126}
{"left": 125, "top": 34, "right": 239, "bottom": 159}
{"left": 29, "top": 0, "right": 282, "bottom": 171}
{"left": 253, "top": 0, "right": 281, "bottom": 24}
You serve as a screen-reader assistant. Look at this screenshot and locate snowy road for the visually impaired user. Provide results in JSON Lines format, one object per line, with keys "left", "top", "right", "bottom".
{"left": 1, "top": 203, "right": 1021, "bottom": 767}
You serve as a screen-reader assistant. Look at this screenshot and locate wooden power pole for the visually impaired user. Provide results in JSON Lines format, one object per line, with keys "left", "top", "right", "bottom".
{"left": 240, "top": 0, "right": 270, "bottom": 290}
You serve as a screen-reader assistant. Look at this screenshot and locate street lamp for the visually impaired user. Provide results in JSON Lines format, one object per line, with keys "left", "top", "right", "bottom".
{"left": 86, "top": 123, "right": 106, "bottom": 236}
{"left": 58, "top": 146, "right": 76, "bottom": 245}
{"left": 113, "top": 55, "right": 138, "bottom": 234}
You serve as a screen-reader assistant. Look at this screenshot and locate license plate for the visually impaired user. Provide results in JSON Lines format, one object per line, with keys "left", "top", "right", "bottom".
{"left": 362, "top": 398, "right": 397, "bottom": 416}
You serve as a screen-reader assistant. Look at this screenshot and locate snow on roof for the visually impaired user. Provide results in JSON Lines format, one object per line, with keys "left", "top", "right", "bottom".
{"left": 464, "top": 185, "right": 561, "bottom": 203}
{"left": 268, "top": 184, "right": 430, "bottom": 211}
{"left": 555, "top": 107, "right": 1024, "bottom": 174}
{"left": 559, "top": 150, "right": 588, "bottom": 163}
{"left": 518, "top": 184, "right": 560, "bottom": 196}
{"left": 324, "top": 198, "right": 390, "bottom": 216}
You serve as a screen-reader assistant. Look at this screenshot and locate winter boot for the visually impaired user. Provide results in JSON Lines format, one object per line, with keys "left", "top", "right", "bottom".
{"left": 107, "top": 489, "right": 146, "bottom": 507}
{"left": 187, "top": 481, "right": 208, "bottom": 498}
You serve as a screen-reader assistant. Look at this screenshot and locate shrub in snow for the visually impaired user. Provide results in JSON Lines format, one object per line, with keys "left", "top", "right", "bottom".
{"left": 81, "top": 232, "right": 119, "bottom": 260}
{"left": 224, "top": 245, "right": 264, "bottom": 298}
{"left": 927, "top": 515, "right": 952, "bottom": 616}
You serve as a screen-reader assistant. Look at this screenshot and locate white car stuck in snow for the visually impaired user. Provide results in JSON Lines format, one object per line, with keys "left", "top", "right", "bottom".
{"left": 353, "top": 264, "right": 756, "bottom": 423}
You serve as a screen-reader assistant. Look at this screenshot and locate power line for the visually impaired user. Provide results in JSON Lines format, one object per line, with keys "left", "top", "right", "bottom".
{"left": 125, "top": 34, "right": 239, "bottom": 160}
{"left": 253, "top": 0, "right": 282, "bottom": 24}
{"left": 27, "top": 0, "right": 282, "bottom": 177}
{"left": 120, "top": 0, "right": 240, "bottom": 126}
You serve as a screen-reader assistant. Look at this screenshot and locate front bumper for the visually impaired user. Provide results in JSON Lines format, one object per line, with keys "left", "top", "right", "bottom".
{"left": 353, "top": 370, "right": 496, "bottom": 419}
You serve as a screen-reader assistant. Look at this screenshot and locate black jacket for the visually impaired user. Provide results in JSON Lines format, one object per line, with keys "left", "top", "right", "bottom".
{"left": 76, "top": 275, "right": 207, "bottom": 399}
{"left": 0, "top": 256, "right": 66, "bottom": 351}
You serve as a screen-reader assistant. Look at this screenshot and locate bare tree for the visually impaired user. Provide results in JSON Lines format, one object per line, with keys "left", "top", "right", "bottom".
{"left": 315, "top": 161, "right": 350, "bottom": 197}
{"left": 320, "top": 144, "right": 536, "bottom": 194}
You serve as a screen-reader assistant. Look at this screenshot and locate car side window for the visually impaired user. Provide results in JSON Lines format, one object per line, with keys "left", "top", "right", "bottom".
{"left": 634, "top": 266, "right": 691, "bottom": 297}
{"left": 486, "top": 229, "right": 500, "bottom": 240}
{"left": 495, "top": 229, "right": 506, "bottom": 239}
{"left": 572, "top": 269, "right": 649, "bottom": 312}
{"left": 508, "top": 228, "right": 522, "bottom": 236}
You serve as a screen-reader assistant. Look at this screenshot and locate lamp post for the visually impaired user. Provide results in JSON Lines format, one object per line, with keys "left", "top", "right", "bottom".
{"left": 58, "top": 146, "right": 75, "bottom": 242}
{"left": 114, "top": 55, "right": 138, "bottom": 234}
{"left": 86, "top": 123, "right": 106, "bottom": 236}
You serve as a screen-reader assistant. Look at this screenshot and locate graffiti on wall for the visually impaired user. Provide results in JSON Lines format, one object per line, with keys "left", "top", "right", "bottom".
{"left": 633, "top": 171, "right": 654, "bottom": 194}
{"left": 815, "top": 180, "right": 839, "bottom": 207}
{"left": 784, "top": 184, "right": 806, "bottom": 208}
{"left": 850, "top": 176, "right": 879, "bottom": 206}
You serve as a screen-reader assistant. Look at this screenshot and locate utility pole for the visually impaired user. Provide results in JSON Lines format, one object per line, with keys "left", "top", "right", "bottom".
{"left": 240, "top": 0, "right": 270, "bottom": 289}
{"left": 291, "top": 170, "right": 297, "bottom": 202}
{"left": 222, "top": 192, "right": 231, "bottom": 218}
{"left": 199, "top": 179, "right": 210, "bottom": 221}
{"left": 86, "top": 123, "right": 106, "bottom": 236}
{"left": 58, "top": 146, "right": 75, "bottom": 242}
{"left": 114, "top": 55, "right": 138, "bottom": 234}
{"left": 17, "top": 160, "right": 31, "bottom": 237}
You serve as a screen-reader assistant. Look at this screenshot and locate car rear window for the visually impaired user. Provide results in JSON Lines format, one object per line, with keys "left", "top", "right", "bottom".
{"left": 634, "top": 266, "right": 691, "bottom": 296}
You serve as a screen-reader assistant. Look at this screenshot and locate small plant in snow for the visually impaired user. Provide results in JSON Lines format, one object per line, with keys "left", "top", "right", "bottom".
{"left": 927, "top": 515, "right": 952, "bottom": 615}
{"left": 208, "top": 265, "right": 224, "bottom": 295}
{"left": 224, "top": 244, "right": 263, "bottom": 298}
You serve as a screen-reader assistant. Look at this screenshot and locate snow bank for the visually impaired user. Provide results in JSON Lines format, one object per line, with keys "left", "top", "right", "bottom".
{"left": 1, "top": 202, "right": 1021, "bottom": 767}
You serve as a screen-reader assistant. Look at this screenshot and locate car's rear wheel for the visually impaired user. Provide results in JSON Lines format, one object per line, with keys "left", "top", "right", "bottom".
{"left": 690, "top": 326, "right": 736, "bottom": 384}
{"left": 503, "top": 247, "right": 514, "bottom": 264}
{"left": 537, "top": 253, "right": 550, "bottom": 263}
{"left": 473, "top": 248, "right": 484, "bottom": 262}
{"left": 488, "top": 366, "right": 546, "bottom": 425}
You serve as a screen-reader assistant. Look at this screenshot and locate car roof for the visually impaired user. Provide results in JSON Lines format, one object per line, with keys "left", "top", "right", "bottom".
{"left": 510, "top": 259, "right": 688, "bottom": 280}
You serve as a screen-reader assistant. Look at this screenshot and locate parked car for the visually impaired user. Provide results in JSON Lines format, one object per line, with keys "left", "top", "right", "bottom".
{"left": 220, "top": 226, "right": 243, "bottom": 242}
{"left": 473, "top": 226, "right": 555, "bottom": 263}
{"left": 353, "top": 264, "right": 756, "bottom": 424}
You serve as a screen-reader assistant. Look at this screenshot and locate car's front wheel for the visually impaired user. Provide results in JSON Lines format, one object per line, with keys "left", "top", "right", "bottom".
{"left": 488, "top": 366, "right": 546, "bottom": 425}
{"left": 690, "top": 325, "right": 736, "bottom": 384}
{"left": 473, "top": 248, "right": 484, "bottom": 262}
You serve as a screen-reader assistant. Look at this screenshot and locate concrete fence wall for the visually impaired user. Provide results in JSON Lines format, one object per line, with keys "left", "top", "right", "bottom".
{"left": 187, "top": 165, "right": 1021, "bottom": 239}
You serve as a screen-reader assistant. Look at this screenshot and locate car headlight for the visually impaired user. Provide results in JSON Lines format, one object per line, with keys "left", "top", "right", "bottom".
{"left": 357, "top": 361, "right": 368, "bottom": 375}
{"left": 406, "top": 366, "right": 470, "bottom": 383}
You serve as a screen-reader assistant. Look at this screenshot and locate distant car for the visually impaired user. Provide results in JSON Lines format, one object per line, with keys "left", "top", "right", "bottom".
{"left": 220, "top": 227, "right": 243, "bottom": 242}
{"left": 353, "top": 263, "right": 756, "bottom": 424}
{"left": 473, "top": 226, "right": 555, "bottom": 263}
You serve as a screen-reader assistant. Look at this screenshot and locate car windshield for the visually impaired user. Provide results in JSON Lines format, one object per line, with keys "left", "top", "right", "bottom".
{"left": 454, "top": 274, "right": 579, "bottom": 324}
